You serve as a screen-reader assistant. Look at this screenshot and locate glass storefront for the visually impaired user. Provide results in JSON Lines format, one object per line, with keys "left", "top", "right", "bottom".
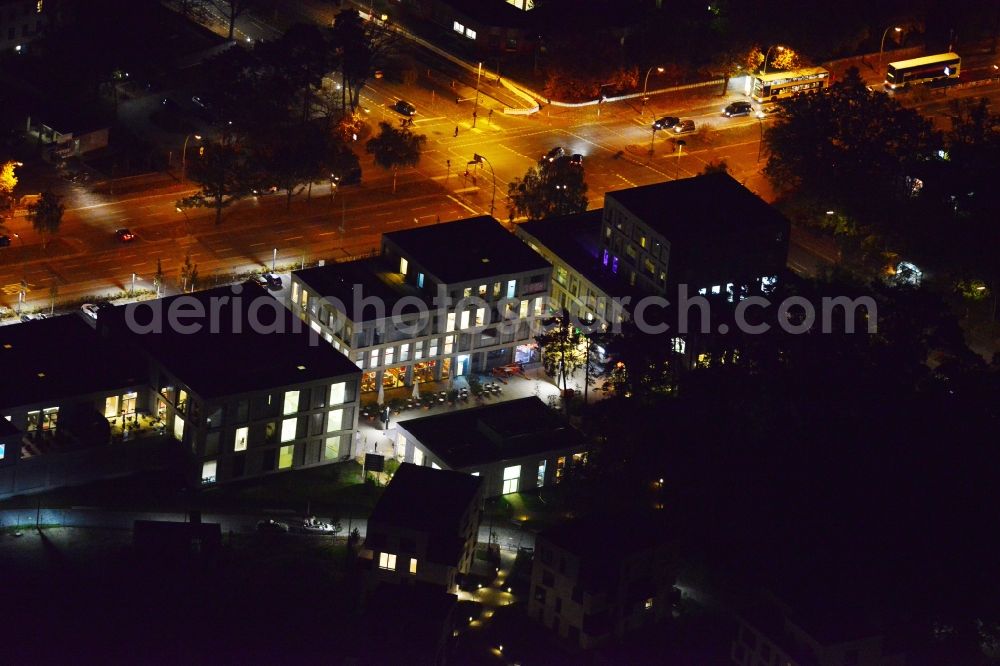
{"left": 382, "top": 366, "right": 406, "bottom": 389}
{"left": 413, "top": 361, "right": 437, "bottom": 384}
{"left": 441, "top": 358, "right": 451, "bottom": 379}
{"left": 516, "top": 343, "right": 539, "bottom": 364}
{"left": 361, "top": 371, "right": 378, "bottom": 393}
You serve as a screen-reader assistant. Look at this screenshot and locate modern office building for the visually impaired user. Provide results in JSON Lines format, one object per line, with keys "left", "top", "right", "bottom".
{"left": 364, "top": 463, "right": 484, "bottom": 593}
{"left": 529, "top": 513, "right": 676, "bottom": 650}
{"left": 392, "top": 396, "right": 589, "bottom": 498}
{"left": 100, "top": 283, "right": 362, "bottom": 486}
{"left": 290, "top": 216, "right": 552, "bottom": 395}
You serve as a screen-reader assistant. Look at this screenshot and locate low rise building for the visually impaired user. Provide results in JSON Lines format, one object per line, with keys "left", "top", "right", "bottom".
{"left": 392, "top": 396, "right": 588, "bottom": 498}
{"left": 364, "top": 462, "right": 483, "bottom": 593}
{"left": 290, "top": 215, "right": 552, "bottom": 396}
{"left": 529, "top": 513, "right": 676, "bottom": 650}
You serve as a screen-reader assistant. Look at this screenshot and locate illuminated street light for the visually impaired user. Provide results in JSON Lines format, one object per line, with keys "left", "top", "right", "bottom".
{"left": 878, "top": 26, "right": 903, "bottom": 71}
{"left": 761, "top": 45, "right": 785, "bottom": 75}
{"left": 181, "top": 134, "right": 202, "bottom": 182}
{"left": 640, "top": 66, "right": 665, "bottom": 117}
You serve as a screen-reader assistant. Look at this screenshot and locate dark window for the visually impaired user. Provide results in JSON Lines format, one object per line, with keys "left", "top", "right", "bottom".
{"left": 400, "top": 537, "right": 416, "bottom": 552}
{"left": 367, "top": 531, "right": 386, "bottom": 549}
{"left": 571, "top": 585, "right": 583, "bottom": 603}
{"left": 568, "top": 625, "right": 580, "bottom": 643}
{"left": 264, "top": 421, "right": 278, "bottom": 444}
{"left": 262, "top": 448, "right": 276, "bottom": 471}
{"left": 232, "top": 454, "right": 245, "bottom": 478}
{"left": 542, "top": 569, "right": 554, "bottom": 587}
{"left": 555, "top": 597, "right": 562, "bottom": 614}
{"left": 311, "top": 388, "right": 326, "bottom": 409}
{"left": 309, "top": 413, "right": 323, "bottom": 436}
{"left": 540, "top": 547, "right": 553, "bottom": 565}
{"left": 235, "top": 400, "right": 249, "bottom": 423}
{"left": 204, "top": 431, "right": 220, "bottom": 456}
{"left": 559, "top": 556, "right": 566, "bottom": 574}
{"left": 533, "top": 585, "right": 546, "bottom": 603}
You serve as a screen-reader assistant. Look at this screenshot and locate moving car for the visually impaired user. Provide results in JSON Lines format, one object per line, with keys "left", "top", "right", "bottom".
{"left": 673, "top": 119, "right": 696, "bottom": 133}
{"left": 723, "top": 101, "right": 754, "bottom": 117}
{"left": 257, "top": 519, "right": 290, "bottom": 534}
{"left": 392, "top": 100, "right": 416, "bottom": 116}
{"left": 115, "top": 228, "right": 135, "bottom": 242}
{"left": 542, "top": 146, "right": 565, "bottom": 163}
{"left": 756, "top": 103, "right": 783, "bottom": 118}
{"left": 569, "top": 153, "right": 584, "bottom": 167}
{"left": 652, "top": 115, "right": 680, "bottom": 131}
{"left": 253, "top": 273, "right": 283, "bottom": 290}
{"left": 81, "top": 303, "right": 100, "bottom": 320}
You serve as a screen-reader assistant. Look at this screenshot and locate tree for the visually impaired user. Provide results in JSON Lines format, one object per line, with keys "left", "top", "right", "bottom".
{"left": 178, "top": 136, "right": 250, "bottom": 225}
{"left": 180, "top": 253, "right": 199, "bottom": 293}
{"left": 208, "top": 0, "right": 255, "bottom": 41}
{"left": 26, "top": 192, "right": 64, "bottom": 248}
{"left": 0, "top": 160, "right": 18, "bottom": 212}
{"left": 700, "top": 159, "right": 729, "bottom": 175}
{"left": 331, "top": 10, "right": 398, "bottom": 113}
{"left": 365, "top": 122, "right": 425, "bottom": 193}
{"left": 153, "top": 258, "right": 165, "bottom": 298}
{"left": 535, "top": 310, "right": 587, "bottom": 411}
{"left": 507, "top": 155, "right": 589, "bottom": 221}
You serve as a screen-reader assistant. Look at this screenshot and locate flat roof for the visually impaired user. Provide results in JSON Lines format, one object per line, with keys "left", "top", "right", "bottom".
{"left": 605, "top": 172, "right": 789, "bottom": 244}
{"left": 384, "top": 216, "right": 550, "bottom": 285}
{"left": 0, "top": 315, "right": 146, "bottom": 412}
{"left": 293, "top": 257, "right": 423, "bottom": 323}
{"left": 399, "top": 396, "right": 585, "bottom": 469}
{"left": 102, "top": 283, "right": 361, "bottom": 400}
{"left": 888, "top": 52, "right": 960, "bottom": 68}
{"left": 754, "top": 66, "right": 830, "bottom": 82}
{"left": 517, "top": 210, "right": 644, "bottom": 301}
{"left": 369, "top": 463, "right": 481, "bottom": 535}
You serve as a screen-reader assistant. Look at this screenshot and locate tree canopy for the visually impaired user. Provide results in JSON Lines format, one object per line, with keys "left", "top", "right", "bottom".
{"left": 507, "top": 155, "right": 589, "bottom": 221}
{"left": 365, "top": 122, "right": 426, "bottom": 193}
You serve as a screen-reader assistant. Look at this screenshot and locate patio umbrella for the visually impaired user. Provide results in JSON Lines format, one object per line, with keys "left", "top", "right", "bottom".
{"left": 412, "top": 380, "right": 420, "bottom": 399}
{"left": 448, "top": 374, "right": 455, "bottom": 391}
{"left": 377, "top": 383, "right": 385, "bottom": 407}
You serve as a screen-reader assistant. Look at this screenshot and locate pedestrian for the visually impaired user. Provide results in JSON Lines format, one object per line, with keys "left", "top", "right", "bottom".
{"left": 488, "top": 109, "right": 493, "bottom": 119}
{"left": 454, "top": 126, "right": 459, "bottom": 137}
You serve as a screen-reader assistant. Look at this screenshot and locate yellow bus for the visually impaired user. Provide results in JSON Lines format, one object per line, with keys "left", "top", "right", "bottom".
{"left": 746, "top": 67, "right": 831, "bottom": 103}
{"left": 884, "top": 52, "right": 961, "bottom": 90}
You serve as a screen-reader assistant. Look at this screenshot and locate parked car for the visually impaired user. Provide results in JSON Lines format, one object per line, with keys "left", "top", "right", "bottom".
{"left": 652, "top": 115, "right": 680, "bottom": 131}
{"left": 115, "top": 228, "right": 135, "bottom": 242}
{"left": 253, "top": 273, "right": 282, "bottom": 290}
{"left": 723, "top": 101, "right": 754, "bottom": 117}
{"left": 81, "top": 303, "right": 100, "bottom": 320}
{"left": 20, "top": 313, "right": 49, "bottom": 323}
{"left": 0, "top": 235, "right": 9, "bottom": 247}
{"left": 542, "top": 146, "right": 565, "bottom": 163}
{"left": 392, "top": 99, "right": 416, "bottom": 116}
{"left": 293, "top": 518, "right": 338, "bottom": 535}
{"left": 672, "top": 119, "right": 696, "bottom": 133}
{"left": 569, "top": 153, "right": 584, "bottom": 167}
{"left": 257, "top": 519, "right": 290, "bottom": 534}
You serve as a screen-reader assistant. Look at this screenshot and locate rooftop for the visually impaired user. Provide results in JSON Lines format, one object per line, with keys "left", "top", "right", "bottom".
{"left": 605, "top": 172, "right": 789, "bottom": 244}
{"left": 369, "top": 463, "right": 481, "bottom": 535}
{"left": 0, "top": 315, "right": 146, "bottom": 412}
{"left": 384, "top": 216, "right": 550, "bottom": 285}
{"left": 293, "top": 257, "right": 422, "bottom": 322}
{"left": 398, "top": 397, "right": 585, "bottom": 469}
{"left": 102, "top": 283, "right": 361, "bottom": 400}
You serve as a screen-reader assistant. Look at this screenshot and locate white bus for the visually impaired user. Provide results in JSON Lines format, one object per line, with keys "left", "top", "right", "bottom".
{"left": 884, "top": 52, "right": 961, "bottom": 90}
{"left": 746, "top": 67, "right": 831, "bottom": 104}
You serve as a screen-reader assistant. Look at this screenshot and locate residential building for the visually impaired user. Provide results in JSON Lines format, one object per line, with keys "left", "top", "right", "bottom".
{"left": 100, "top": 283, "right": 362, "bottom": 486}
{"left": 402, "top": 0, "right": 534, "bottom": 54}
{"left": 0, "top": 0, "right": 49, "bottom": 53}
{"left": 529, "top": 514, "right": 676, "bottom": 650}
{"left": 392, "top": 396, "right": 588, "bottom": 498}
{"left": 290, "top": 215, "right": 552, "bottom": 395}
{"left": 363, "top": 462, "right": 483, "bottom": 593}
{"left": 601, "top": 172, "right": 789, "bottom": 300}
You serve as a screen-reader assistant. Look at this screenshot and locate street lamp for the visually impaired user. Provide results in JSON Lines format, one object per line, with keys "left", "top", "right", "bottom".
{"left": 640, "top": 66, "right": 665, "bottom": 117}
{"left": 468, "top": 153, "right": 496, "bottom": 218}
{"left": 181, "top": 134, "right": 202, "bottom": 182}
{"left": 878, "top": 26, "right": 903, "bottom": 71}
{"left": 761, "top": 45, "right": 785, "bottom": 75}
{"left": 473, "top": 61, "right": 482, "bottom": 128}
{"left": 272, "top": 247, "right": 277, "bottom": 273}
{"left": 131, "top": 272, "right": 141, "bottom": 297}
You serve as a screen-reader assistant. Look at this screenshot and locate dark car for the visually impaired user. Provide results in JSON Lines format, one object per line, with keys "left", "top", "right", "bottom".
{"left": 673, "top": 119, "right": 696, "bottom": 133}
{"left": 652, "top": 115, "right": 680, "bottom": 131}
{"left": 254, "top": 272, "right": 283, "bottom": 290}
{"left": 0, "top": 235, "right": 10, "bottom": 247}
{"left": 115, "top": 228, "right": 135, "bottom": 242}
{"left": 723, "top": 101, "right": 754, "bottom": 117}
{"left": 392, "top": 100, "right": 416, "bottom": 116}
{"left": 257, "top": 519, "right": 290, "bottom": 534}
{"left": 569, "top": 154, "right": 584, "bottom": 167}
{"left": 543, "top": 146, "right": 565, "bottom": 163}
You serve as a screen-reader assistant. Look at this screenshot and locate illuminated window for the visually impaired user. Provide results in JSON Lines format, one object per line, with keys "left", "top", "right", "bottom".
{"left": 379, "top": 552, "right": 397, "bottom": 570}
{"left": 325, "top": 435, "right": 342, "bottom": 460}
{"left": 452, "top": 21, "right": 464, "bottom": 34}
{"left": 173, "top": 415, "right": 185, "bottom": 442}
{"left": 460, "top": 310, "right": 470, "bottom": 329}
{"left": 37, "top": 1, "right": 43, "bottom": 13}
{"left": 400, "top": 343, "right": 410, "bottom": 362}
{"left": 291, "top": 281, "right": 300, "bottom": 304}
{"left": 446, "top": 312, "right": 456, "bottom": 332}
{"left": 327, "top": 409, "right": 344, "bottom": 432}
{"left": 463, "top": 287, "right": 472, "bottom": 298}
{"left": 201, "top": 460, "right": 217, "bottom": 484}
{"left": 711, "top": 285, "right": 721, "bottom": 294}
{"left": 370, "top": 348, "right": 379, "bottom": 368}
{"left": 493, "top": 282, "right": 501, "bottom": 297}
{"left": 502, "top": 465, "right": 521, "bottom": 494}
{"left": 278, "top": 444, "right": 294, "bottom": 469}
{"left": 385, "top": 346, "right": 395, "bottom": 365}
{"left": 478, "top": 284, "right": 487, "bottom": 297}
{"left": 409, "top": 558, "right": 418, "bottom": 575}
{"left": 413, "top": 447, "right": 424, "bottom": 466}
{"left": 475, "top": 307, "right": 486, "bottom": 326}
{"left": 519, "top": 300, "right": 528, "bottom": 318}
{"left": 644, "top": 597, "right": 654, "bottom": 610}
{"left": 283, "top": 390, "right": 299, "bottom": 415}
{"left": 429, "top": 339, "right": 438, "bottom": 357}
{"left": 280, "top": 417, "right": 297, "bottom": 442}
{"left": 672, "top": 338, "right": 686, "bottom": 354}
{"left": 507, "top": 280, "right": 517, "bottom": 298}
{"left": 533, "top": 297, "right": 544, "bottom": 316}
{"left": 442, "top": 335, "right": 453, "bottom": 354}
{"left": 431, "top": 462, "right": 441, "bottom": 470}
{"left": 399, "top": 257, "right": 408, "bottom": 275}
{"left": 537, "top": 460, "right": 547, "bottom": 487}
{"left": 417, "top": 272, "right": 425, "bottom": 288}
{"left": 465, "top": 28, "right": 476, "bottom": 40}
{"left": 104, "top": 395, "right": 119, "bottom": 418}
{"left": 471, "top": 471, "right": 480, "bottom": 476}
{"left": 234, "top": 426, "right": 248, "bottom": 452}
{"left": 330, "top": 382, "right": 346, "bottom": 405}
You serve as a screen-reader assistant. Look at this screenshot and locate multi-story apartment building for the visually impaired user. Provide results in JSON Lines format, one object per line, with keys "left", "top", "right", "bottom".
{"left": 0, "top": 0, "right": 49, "bottom": 53}
{"left": 290, "top": 216, "right": 552, "bottom": 395}
{"left": 364, "top": 463, "right": 483, "bottom": 593}
{"left": 101, "top": 284, "right": 362, "bottom": 486}
{"left": 601, "top": 172, "right": 789, "bottom": 300}
{"left": 393, "top": 396, "right": 589, "bottom": 498}
{"left": 529, "top": 514, "right": 676, "bottom": 650}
